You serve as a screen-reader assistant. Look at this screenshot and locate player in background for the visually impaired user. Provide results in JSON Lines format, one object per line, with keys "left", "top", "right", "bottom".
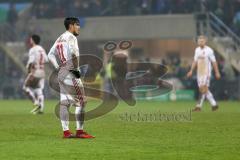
{"left": 23, "top": 35, "right": 48, "bottom": 114}
{"left": 48, "top": 17, "right": 94, "bottom": 138}
{"left": 187, "top": 35, "right": 221, "bottom": 112}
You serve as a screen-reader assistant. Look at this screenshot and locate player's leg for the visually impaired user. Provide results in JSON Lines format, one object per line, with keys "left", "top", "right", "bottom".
{"left": 23, "top": 85, "right": 37, "bottom": 104}
{"left": 39, "top": 91, "right": 44, "bottom": 113}
{"left": 72, "top": 78, "right": 94, "bottom": 138}
{"left": 75, "top": 106, "right": 84, "bottom": 131}
{"left": 196, "top": 91, "right": 206, "bottom": 108}
{"left": 23, "top": 75, "right": 37, "bottom": 105}
{"left": 193, "top": 86, "right": 207, "bottom": 112}
{"left": 36, "top": 78, "right": 45, "bottom": 113}
{"left": 30, "top": 88, "right": 41, "bottom": 114}
{"left": 31, "top": 88, "right": 44, "bottom": 114}
{"left": 75, "top": 106, "right": 94, "bottom": 138}
{"left": 206, "top": 90, "right": 218, "bottom": 110}
{"left": 23, "top": 74, "right": 38, "bottom": 106}
{"left": 59, "top": 79, "right": 75, "bottom": 138}
{"left": 193, "top": 76, "right": 208, "bottom": 112}
{"left": 72, "top": 78, "right": 85, "bottom": 132}
{"left": 60, "top": 98, "right": 75, "bottom": 138}
{"left": 205, "top": 79, "right": 218, "bottom": 111}
{"left": 57, "top": 69, "right": 76, "bottom": 138}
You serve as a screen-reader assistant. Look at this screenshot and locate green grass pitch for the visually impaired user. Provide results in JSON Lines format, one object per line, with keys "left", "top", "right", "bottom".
{"left": 0, "top": 100, "right": 240, "bottom": 160}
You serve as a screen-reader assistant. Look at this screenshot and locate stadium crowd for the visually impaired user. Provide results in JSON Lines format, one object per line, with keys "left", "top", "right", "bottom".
{"left": 21, "top": 0, "right": 239, "bottom": 35}
{"left": 3, "top": 0, "right": 240, "bottom": 36}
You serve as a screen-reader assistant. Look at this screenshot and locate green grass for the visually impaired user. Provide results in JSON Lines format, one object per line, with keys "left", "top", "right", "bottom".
{"left": 0, "top": 100, "right": 240, "bottom": 160}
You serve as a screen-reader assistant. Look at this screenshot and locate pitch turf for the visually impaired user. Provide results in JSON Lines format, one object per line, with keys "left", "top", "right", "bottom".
{"left": 0, "top": 100, "right": 240, "bottom": 160}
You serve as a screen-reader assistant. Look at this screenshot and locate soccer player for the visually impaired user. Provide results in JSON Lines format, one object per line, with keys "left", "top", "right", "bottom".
{"left": 48, "top": 17, "right": 94, "bottom": 138}
{"left": 23, "top": 34, "right": 48, "bottom": 114}
{"left": 187, "top": 35, "right": 221, "bottom": 112}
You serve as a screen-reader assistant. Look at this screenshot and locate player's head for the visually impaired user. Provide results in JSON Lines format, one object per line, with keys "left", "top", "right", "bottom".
{"left": 64, "top": 17, "right": 80, "bottom": 36}
{"left": 197, "top": 35, "right": 207, "bottom": 48}
{"left": 30, "top": 34, "right": 41, "bottom": 46}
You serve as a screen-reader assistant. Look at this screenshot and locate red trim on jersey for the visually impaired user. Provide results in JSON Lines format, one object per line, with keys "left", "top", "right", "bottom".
{"left": 39, "top": 51, "right": 44, "bottom": 69}
{"left": 72, "top": 78, "right": 84, "bottom": 107}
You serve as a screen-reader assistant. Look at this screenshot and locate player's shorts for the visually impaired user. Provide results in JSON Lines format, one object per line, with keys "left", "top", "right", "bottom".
{"left": 197, "top": 75, "right": 210, "bottom": 87}
{"left": 58, "top": 68, "right": 85, "bottom": 107}
{"left": 23, "top": 73, "right": 44, "bottom": 89}
{"left": 34, "top": 69, "right": 45, "bottom": 79}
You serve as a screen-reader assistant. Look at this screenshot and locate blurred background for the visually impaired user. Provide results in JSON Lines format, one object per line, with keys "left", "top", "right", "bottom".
{"left": 0, "top": 0, "right": 239, "bottom": 101}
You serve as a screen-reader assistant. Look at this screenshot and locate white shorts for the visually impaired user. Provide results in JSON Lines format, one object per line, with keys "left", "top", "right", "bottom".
{"left": 58, "top": 71, "right": 85, "bottom": 107}
{"left": 197, "top": 75, "right": 210, "bottom": 87}
{"left": 33, "top": 69, "right": 45, "bottom": 89}
{"left": 23, "top": 73, "right": 45, "bottom": 90}
{"left": 34, "top": 70, "right": 45, "bottom": 79}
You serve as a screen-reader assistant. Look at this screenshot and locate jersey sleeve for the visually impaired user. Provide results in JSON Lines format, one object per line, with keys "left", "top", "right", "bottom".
{"left": 48, "top": 44, "right": 59, "bottom": 69}
{"left": 68, "top": 35, "right": 79, "bottom": 57}
{"left": 194, "top": 48, "right": 198, "bottom": 62}
{"left": 208, "top": 49, "right": 216, "bottom": 62}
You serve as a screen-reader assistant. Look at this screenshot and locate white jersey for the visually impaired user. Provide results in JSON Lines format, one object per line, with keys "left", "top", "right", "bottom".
{"left": 194, "top": 46, "right": 216, "bottom": 78}
{"left": 27, "top": 45, "right": 48, "bottom": 78}
{"left": 48, "top": 31, "right": 79, "bottom": 70}
{"left": 48, "top": 31, "right": 83, "bottom": 104}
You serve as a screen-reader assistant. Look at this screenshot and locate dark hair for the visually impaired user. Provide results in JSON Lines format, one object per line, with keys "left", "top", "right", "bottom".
{"left": 64, "top": 17, "right": 80, "bottom": 30}
{"left": 31, "top": 34, "right": 41, "bottom": 44}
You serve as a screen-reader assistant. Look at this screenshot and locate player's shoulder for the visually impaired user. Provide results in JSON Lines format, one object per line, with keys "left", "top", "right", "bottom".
{"left": 30, "top": 45, "right": 46, "bottom": 54}
{"left": 64, "top": 31, "right": 77, "bottom": 41}
{"left": 34, "top": 45, "right": 42, "bottom": 49}
{"left": 29, "top": 46, "right": 37, "bottom": 53}
{"left": 56, "top": 32, "right": 70, "bottom": 43}
{"left": 205, "top": 46, "right": 214, "bottom": 53}
{"left": 37, "top": 45, "right": 46, "bottom": 52}
{"left": 29, "top": 47, "right": 34, "bottom": 53}
{"left": 195, "top": 47, "right": 201, "bottom": 52}
{"left": 69, "top": 35, "right": 77, "bottom": 43}
{"left": 55, "top": 31, "right": 77, "bottom": 45}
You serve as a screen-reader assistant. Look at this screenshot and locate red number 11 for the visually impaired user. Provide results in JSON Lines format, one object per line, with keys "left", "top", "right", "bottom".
{"left": 57, "top": 43, "right": 66, "bottom": 63}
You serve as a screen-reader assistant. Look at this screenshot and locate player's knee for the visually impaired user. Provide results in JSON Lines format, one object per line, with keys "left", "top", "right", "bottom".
{"left": 60, "top": 100, "right": 70, "bottom": 107}
{"left": 199, "top": 87, "right": 205, "bottom": 94}
{"left": 75, "top": 106, "right": 83, "bottom": 114}
{"left": 199, "top": 86, "right": 208, "bottom": 94}
{"left": 204, "top": 87, "right": 209, "bottom": 93}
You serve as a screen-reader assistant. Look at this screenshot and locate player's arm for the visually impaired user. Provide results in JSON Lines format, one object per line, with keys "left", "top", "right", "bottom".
{"left": 187, "top": 49, "right": 198, "bottom": 78}
{"left": 48, "top": 45, "right": 59, "bottom": 70}
{"left": 72, "top": 54, "right": 79, "bottom": 70}
{"left": 212, "top": 62, "right": 221, "bottom": 79}
{"left": 69, "top": 36, "right": 81, "bottom": 78}
{"left": 187, "top": 61, "right": 197, "bottom": 78}
{"left": 27, "top": 63, "right": 34, "bottom": 74}
{"left": 210, "top": 50, "right": 221, "bottom": 80}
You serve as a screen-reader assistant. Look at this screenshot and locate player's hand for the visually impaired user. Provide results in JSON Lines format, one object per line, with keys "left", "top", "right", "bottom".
{"left": 215, "top": 72, "right": 221, "bottom": 80}
{"left": 69, "top": 69, "right": 81, "bottom": 79}
{"left": 186, "top": 71, "right": 193, "bottom": 78}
